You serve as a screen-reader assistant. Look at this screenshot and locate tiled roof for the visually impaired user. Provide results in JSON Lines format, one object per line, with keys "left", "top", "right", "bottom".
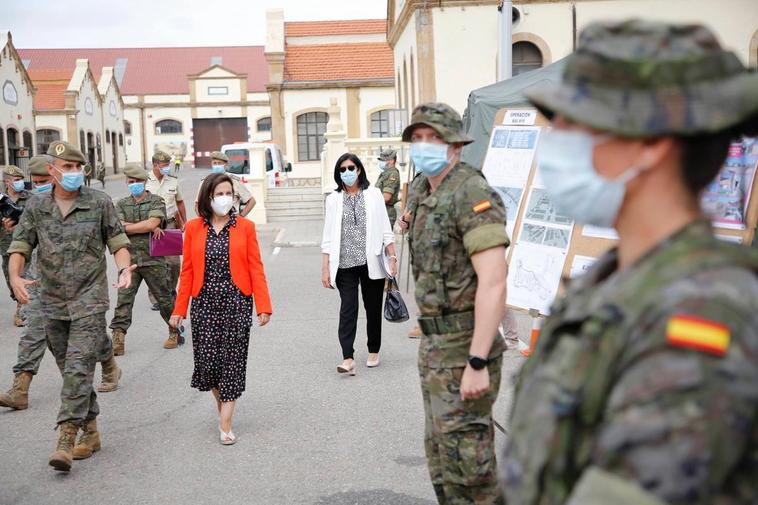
{"left": 284, "top": 43, "right": 393, "bottom": 82}
{"left": 285, "top": 19, "right": 387, "bottom": 37}
{"left": 17, "top": 46, "right": 268, "bottom": 96}
{"left": 28, "top": 69, "right": 73, "bottom": 110}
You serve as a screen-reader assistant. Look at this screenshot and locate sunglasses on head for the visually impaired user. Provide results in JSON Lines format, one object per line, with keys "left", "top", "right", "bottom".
{"left": 339, "top": 165, "right": 357, "bottom": 173}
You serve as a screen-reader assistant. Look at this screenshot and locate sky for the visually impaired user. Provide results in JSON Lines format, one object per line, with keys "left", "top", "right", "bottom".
{"left": 5, "top": 0, "right": 388, "bottom": 48}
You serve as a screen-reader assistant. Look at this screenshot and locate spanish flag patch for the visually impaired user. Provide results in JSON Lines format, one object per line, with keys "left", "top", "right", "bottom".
{"left": 666, "top": 315, "right": 730, "bottom": 357}
{"left": 472, "top": 200, "right": 492, "bottom": 214}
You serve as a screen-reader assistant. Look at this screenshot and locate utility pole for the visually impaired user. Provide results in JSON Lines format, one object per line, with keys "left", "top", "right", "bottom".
{"left": 498, "top": 0, "right": 513, "bottom": 81}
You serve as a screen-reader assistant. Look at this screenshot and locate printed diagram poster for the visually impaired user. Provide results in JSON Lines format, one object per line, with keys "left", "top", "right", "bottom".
{"left": 482, "top": 126, "right": 541, "bottom": 240}
{"left": 507, "top": 187, "right": 574, "bottom": 314}
{"left": 701, "top": 136, "right": 758, "bottom": 230}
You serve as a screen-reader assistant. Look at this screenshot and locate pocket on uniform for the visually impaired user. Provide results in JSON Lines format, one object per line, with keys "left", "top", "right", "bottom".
{"left": 442, "top": 429, "right": 496, "bottom": 486}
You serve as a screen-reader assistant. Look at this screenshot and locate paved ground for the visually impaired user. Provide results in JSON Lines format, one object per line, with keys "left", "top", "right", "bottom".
{"left": 0, "top": 168, "right": 526, "bottom": 505}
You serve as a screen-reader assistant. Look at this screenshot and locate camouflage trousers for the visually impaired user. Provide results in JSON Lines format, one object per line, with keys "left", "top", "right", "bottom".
{"left": 419, "top": 350, "right": 504, "bottom": 505}
{"left": 111, "top": 262, "right": 175, "bottom": 333}
{"left": 386, "top": 205, "right": 397, "bottom": 229}
{"left": 13, "top": 288, "right": 47, "bottom": 375}
{"left": 46, "top": 312, "right": 112, "bottom": 425}
{"left": 1, "top": 254, "right": 17, "bottom": 302}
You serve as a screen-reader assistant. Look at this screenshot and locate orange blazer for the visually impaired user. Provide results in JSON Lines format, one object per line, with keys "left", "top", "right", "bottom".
{"left": 172, "top": 216, "right": 272, "bottom": 318}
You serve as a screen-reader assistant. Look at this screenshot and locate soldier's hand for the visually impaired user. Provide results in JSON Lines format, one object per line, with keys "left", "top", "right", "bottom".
{"left": 398, "top": 212, "right": 411, "bottom": 232}
{"left": 152, "top": 228, "right": 165, "bottom": 240}
{"left": 257, "top": 313, "right": 271, "bottom": 326}
{"left": 1, "top": 217, "right": 15, "bottom": 232}
{"left": 10, "top": 276, "right": 37, "bottom": 305}
{"left": 460, "top": 365, "right": 490, "bottom": 401}
{"left": 113, "top": 264, "right": 137, "bottom": 289}
{"left": 169, "top": 315, "right": 183, "bottom": 328}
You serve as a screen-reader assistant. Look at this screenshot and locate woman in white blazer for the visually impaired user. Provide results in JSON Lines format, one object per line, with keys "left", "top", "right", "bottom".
{"left": 321, "top": 153, "right": 397, "bottom": 375}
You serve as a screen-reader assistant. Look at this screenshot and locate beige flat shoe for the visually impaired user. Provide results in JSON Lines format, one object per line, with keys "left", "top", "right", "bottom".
{"left": 366, "top": 354, "right": 380, "bottom": 368}
{"left": 337, "top": 360, "right": 357, "bottom": 376}
{"left": 219, "top": 427, "right": 236, "bottom": 445}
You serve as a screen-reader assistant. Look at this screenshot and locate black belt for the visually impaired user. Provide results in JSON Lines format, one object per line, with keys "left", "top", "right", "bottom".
{"left": 418, "top": 311, "right": 475, "bottom": 335}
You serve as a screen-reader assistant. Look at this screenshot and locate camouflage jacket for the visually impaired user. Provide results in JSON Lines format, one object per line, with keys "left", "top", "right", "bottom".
{"left": 409, "top": 162, "right": 510, "bottom": 367}
{"left": 376, "top": 167, "right": 401, "bottom": 207}
{"left": 7, "top": 188, "right": 130, "bottom": 320}
{"left": 0, "top": 190, "right": 31, "bottom": 255}
{"left": 503, "top": 220, "right": 758, "bottom": 505}
{"left": 116, "top": 192, "right": 167, "bottom": 267}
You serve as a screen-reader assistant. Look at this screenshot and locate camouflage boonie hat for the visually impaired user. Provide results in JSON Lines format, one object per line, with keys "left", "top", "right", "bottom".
{"left": 123, "top": 163, "right": 149, "bottom": 181}
{"left": 525, "top": 19, "right": 758, "bottom": 137}
{"left": 402, "top": 103, "right": 474, "bottom": 145}
{"left": 47, "top": 141, "right": 87, "bottom": 164}
{"left": 29, "top": 155, "right": 50, "bottom": 176}
{"left": 152, "top": 150, "right": 171, "bottom": 163}
{"left": 378, "top": 149, "right": 397, "bottom": 161}
{"left": 2, "top": 165, "right": 24, "bottom": 178}
{"left": 210, "top": 151, "right": 229, "bottom": 163}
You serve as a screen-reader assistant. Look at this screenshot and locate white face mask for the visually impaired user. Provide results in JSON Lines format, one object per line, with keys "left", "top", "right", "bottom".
{"left": 210, "top": 195, "right": 234, "bottom": 216}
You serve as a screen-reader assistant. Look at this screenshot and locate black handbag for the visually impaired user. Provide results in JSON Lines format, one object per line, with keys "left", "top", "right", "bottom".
{"left": 384, "top": 277, "right": 410, "bottom": 323}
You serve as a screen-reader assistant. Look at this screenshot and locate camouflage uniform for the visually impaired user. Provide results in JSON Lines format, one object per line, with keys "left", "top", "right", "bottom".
{"left": 7, "top": 141, "right": 130, "bottom": 426}
{"left": 109, "top": 164, "right": 175, "bottom": 338}
{"left": 405, "top": 104, "right": 510, "bottom": 505}
{"left": 376, "top": 149, "right": 401, "bottom": 227}
{"left": 502, "top": 21, "right": 758, "bottom": 505}
{"left": 1, "top": 165, "right": 31, "bottom": 305}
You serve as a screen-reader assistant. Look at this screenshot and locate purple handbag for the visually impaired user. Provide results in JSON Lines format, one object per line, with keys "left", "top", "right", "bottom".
{"left": 149, "top": 229, "right": 183, "bottom": 256}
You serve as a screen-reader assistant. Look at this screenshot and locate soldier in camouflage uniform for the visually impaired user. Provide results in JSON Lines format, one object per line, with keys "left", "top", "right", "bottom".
{"left": 375, "top": 148, "right": 401, "bottom": 228}
{"left": 404, "top": 103, "right": 509, "bottom": 505}
{"left": 7, "top": 141, "right": 134, "bottom": 473}
{"left": 110, "top": 163, "right": 179, "bottom": 351}
{"left": 1, "top": 164, "right": 32, "bottom": 327}
{"left": 502, "top": 20, "right": 758, "bottom": 505}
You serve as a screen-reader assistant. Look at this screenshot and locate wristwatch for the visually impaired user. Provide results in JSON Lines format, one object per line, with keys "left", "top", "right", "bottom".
{"left": 468, "top": 355, "right": 489, "bottom": 370}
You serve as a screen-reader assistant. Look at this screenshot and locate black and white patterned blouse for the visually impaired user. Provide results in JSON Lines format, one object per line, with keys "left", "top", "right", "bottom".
{"left": 339, "top": 190, "right": 367, "bottom": 269}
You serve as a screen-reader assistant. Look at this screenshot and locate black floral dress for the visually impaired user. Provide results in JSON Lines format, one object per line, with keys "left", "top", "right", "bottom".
{"left": 190, "top": 214, "right": 254, "bottom": 402}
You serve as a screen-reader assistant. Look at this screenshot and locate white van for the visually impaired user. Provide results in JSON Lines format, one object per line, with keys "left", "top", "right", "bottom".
{"left": 221, "top": 142, "right": 290, "bottom": 189}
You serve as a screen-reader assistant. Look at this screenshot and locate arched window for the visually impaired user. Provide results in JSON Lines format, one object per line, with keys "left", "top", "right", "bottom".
{"left": 370, "top": 110, "right": 391, "bottom": 138}
{"left": 79, "top": 130, "right": 86, "bottom": 151}
{"left": 37, "top": 129, "right": 60, "bottom": 155}
{"left": 257, "top": 117, "right": 272, "bottom": 132}
{"left": 119, "top": 133, "right": 123, "bottom": 146}
{"left": 296, "top": 112, "right": 329, "bottom": 162}
{"left": 7, "top": 128, "right": 19, "bottom": 165}
{"left": 155, "top": 119, "right": 182, "bottom": 135}
{"left": 0, "top": 127, "right": 5, "bottom": 165}
{"left": 124, "top": 120, "right": 132, "bottom": 135}
{"left": 106, "top": 130, "right": 111, "bottom": 143}
{"left": 23, "top": 131, "right": 33, "bottom": 153}
{"left": 410, "top": 50, "right": 416, "bottom": 110}
{"left": 512, "top": 41, "right": 543, "bottom": 76}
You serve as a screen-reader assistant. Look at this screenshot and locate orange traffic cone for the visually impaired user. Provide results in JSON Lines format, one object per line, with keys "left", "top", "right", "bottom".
{"left": 520, "top": 309, "right": 543, "bottom": 357}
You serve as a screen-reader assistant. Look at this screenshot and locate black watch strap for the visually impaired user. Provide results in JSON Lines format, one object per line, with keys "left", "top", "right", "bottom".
{"left": 468, "top": 355, "right": 489, "bottom": 370}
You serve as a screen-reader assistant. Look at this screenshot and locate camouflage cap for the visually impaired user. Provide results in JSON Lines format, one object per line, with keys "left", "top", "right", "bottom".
{"left": 378, "top": 149, "right": 397, "bottom": 161}
{"left": 28, "top": 155, "right": 50, "bottom": 176}
{"left": 402, "top": 103, "right": 474, "bottom": 145}
{"left": 47, "top": 140, "right": 87, "bottom": 164}
{"left": 2, "top": 165, "right": 24, "bottom": 178}
{"left": 152, "top": 150, "right": 171, "bottom": 163}
{"left": 210, "top": 151, "right": 229, "bottom": 163}
{"left": 123, "top": 163, "right": 149, "bottom": 181}
{"left": 525, "top": 19, "right": 758, "bottom": 137}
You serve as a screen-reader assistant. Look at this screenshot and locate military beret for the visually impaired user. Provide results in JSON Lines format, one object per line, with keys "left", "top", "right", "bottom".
{"left": 152, "top": 150, "right": 171, "bottom": 163}
{"left": 47, "top": 140, "right": 87, "bottom": 164}
{"left": 123, "top": 163, "right": 149, "bottom": 181}
{"left": 2, "top": 165, "right": 24, "bottom": 178}
{"left": 210, "top": 151, "right": 229, "bottom": 162}
{"left": 28, "top": 155, "right": 50, "bottom": 176}
{"left": 378, "top": 149, "right": 397, "bottom": 161}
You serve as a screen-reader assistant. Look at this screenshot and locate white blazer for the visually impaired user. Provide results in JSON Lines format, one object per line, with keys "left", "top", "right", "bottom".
{"left": 321, "top": 186, "right": 395, "bottom": 286}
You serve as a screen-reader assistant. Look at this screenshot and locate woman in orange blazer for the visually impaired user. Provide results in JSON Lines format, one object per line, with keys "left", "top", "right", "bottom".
{"left": 170, "top": 173, "right": 272, "bottom": 445}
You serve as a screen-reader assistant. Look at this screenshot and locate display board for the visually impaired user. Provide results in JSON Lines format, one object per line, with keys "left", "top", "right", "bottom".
{"left": 482, "top": 107, "right": 758, "bottom": 316}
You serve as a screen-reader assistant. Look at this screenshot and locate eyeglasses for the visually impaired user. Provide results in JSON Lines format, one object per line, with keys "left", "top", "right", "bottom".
{"left": 339, "top": 165, "right": 357, "bottom": 173}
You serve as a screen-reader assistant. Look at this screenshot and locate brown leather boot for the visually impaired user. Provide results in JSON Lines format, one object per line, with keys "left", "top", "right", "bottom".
{"left": 49, "top": 422, "right": 79, "bottom": 472}
{"left": 72, "top": 419, "right": 101, "bottom": 460}
{"left": 0, "top": 371, "right": 32, "bottom": 410}
{"left": 111, "top": 329, "right": 126, "bottom": 356}
{"left": 163, "top": 332, "right": 178, "bottom": 349}
{"left": 13, "top": 303, "right": 24, "bottom": 327}
{"left": 97, "top": 357, "right": 122, "bottom": 393}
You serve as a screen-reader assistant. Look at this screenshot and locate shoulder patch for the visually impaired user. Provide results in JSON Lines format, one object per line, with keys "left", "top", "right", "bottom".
{"left": 388, "top": 176, "right": 398, "bottom": 182}
{"left": 666, "top": 314, "right": 730, "bottom": 357}
{"left": 472, "top": 200, "right": 492, "bottom": 214}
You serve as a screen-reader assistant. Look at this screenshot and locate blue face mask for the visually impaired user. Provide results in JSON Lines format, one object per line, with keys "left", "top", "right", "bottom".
{"left": 537, "top": 129, "right": 641, "bottom": 228}
{"left": 340, "top": 169, "right": 358, "bottom": 187}
{"left": 128, "top": 182, "right": 146, "bottom": 197}
{"left": 410, "top": 142, "right": 450, "bottom": 177}
{"left": 11, "top": 180, "right": 25, "bottom": 192}
{"left": 378, "top": 161, "right": 387, "bottom": 172}
{"left": 34, "top": 183, "right": 53, "bottom": 194}
{"left": 159, "top": 166, "right": 171, "bottom": 176}
{"left": 211, "top": 165, "right": 225, "bottom": 174}
{"left": 56, "top": 170, "right": 84, "bottom": 192}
